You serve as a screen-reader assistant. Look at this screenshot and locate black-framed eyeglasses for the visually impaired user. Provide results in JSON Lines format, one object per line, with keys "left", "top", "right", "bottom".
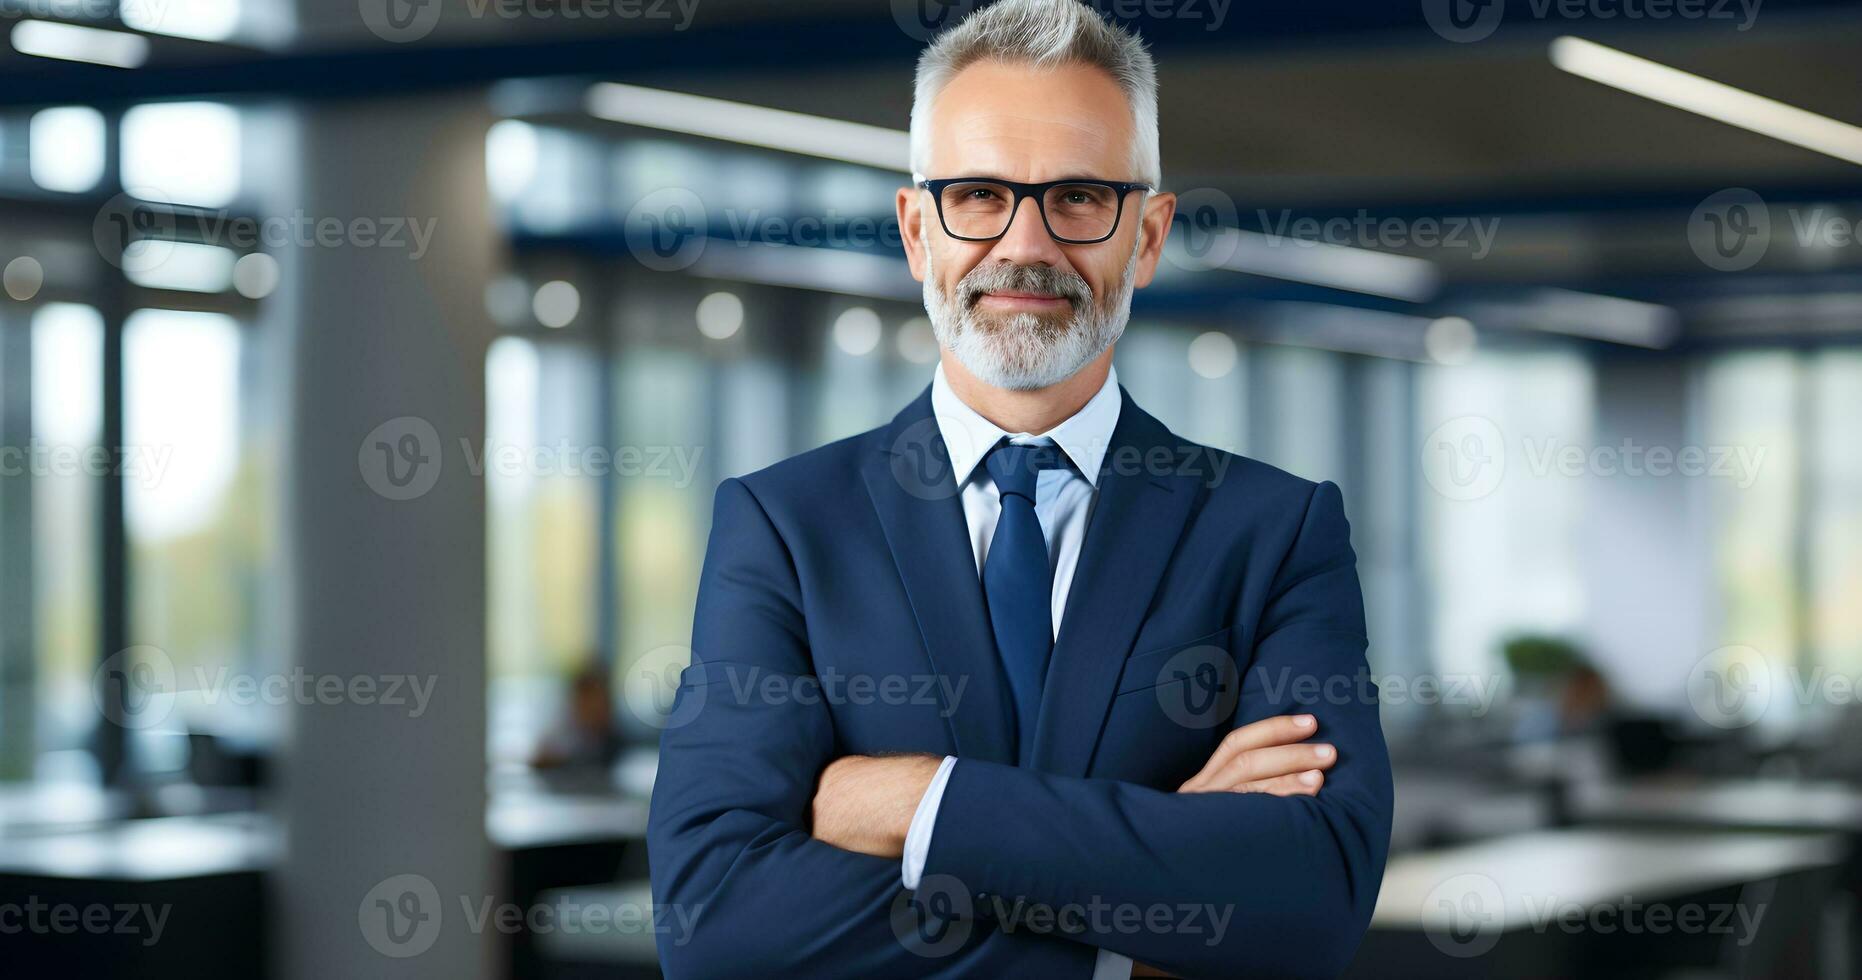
{"left": 915, "top": 175, "right": 1153, "bottom": 245}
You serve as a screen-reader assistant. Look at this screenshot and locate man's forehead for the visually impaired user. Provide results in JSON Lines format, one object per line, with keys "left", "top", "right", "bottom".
{"left": 925, "top": 60, "right": 1136, "bottom": 179}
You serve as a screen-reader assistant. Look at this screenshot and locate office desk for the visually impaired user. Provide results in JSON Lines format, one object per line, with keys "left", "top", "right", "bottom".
{"left": 530, "top": 880, "right": 662, "bottom": 980}
{"left": 1352, "top": 828, "right": 1846, "bottom": 979}
{"left": 0, "top": 814, "right": 275, "bottom": 979}
{"left": 1571, "top": 777, "right": 1862, "bottom": 832}
{"left": 0, "top": 781, "right": 129, "bottom": 835}
{"left": 490, "top": 792, "right": 650, "bottom": 979}
{"left": 488, "top": 792, "right": 649, "bottom": 851}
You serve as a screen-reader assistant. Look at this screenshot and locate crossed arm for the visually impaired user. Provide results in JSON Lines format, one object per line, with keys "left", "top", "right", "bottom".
{"left": 812, "top": 711, "right": 1337, "bottom": 855}
{"left": 646, "top": 477, "right": 1392, "bottom": 978}
{"left": 813, "top": 714, "right": 1341, "bottom": 978}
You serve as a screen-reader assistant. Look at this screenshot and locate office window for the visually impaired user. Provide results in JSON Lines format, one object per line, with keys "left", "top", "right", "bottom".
{"left": 613, "top": 345, "right": 709, "bottom": 719}
{"left": 1254, "top": 345, "right": 1347, "bottom": 483}
{"left": 1809, "top": 351, "right": 1862, "bottom": 674}
{"left": 31, "top": 304, "right": 103, "bottom": 754}
{"left": 121, "top": 103, "right": 242, "bottom": 208}
{"left": 485, "top": 336, "right": 604, "bottom": 761}
{"left": 121, "top": 0, "right": 241, "bottom": 41}
{"left": 123, "top": 309, "right": 273, "bottom": 732}
{"left": 29, "top": 107, "right": 107, "bottom": 194}
{"left": 1419, "top": 349, "right": 1593, "bottom": 687}
{"left": 813, "top": 305, "right": 889, "bottom": 445}
{"left": 1699, "top": 352, "right": 1800, "bottom": 678}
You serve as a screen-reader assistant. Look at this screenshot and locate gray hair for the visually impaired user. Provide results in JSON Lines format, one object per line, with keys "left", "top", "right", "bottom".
{"left": 910, "top": 0, "right": 1161, "bottom": 185}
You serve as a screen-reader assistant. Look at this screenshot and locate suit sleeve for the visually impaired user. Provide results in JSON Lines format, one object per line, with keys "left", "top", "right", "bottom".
{"left": 647, "top": 477, "right": 1097, "bottom": 978}
{"left": 920, "top": 480, "right": 1394, "bottom": 979}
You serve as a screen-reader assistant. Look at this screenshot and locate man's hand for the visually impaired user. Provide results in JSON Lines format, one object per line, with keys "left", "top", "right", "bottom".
{"left": 1120, "top": 715, "right": 1333, "bottom": 979}
{"left": 810, "top": 754, "right": 943, "bottom": 858}
{"left": 1176, "top": 713, "right": 1333, "bottom": 796}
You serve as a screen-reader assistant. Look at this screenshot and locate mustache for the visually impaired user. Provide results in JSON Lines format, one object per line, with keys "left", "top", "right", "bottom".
{"left": 958, "top": 263, "right": 1092, "bottom": 310}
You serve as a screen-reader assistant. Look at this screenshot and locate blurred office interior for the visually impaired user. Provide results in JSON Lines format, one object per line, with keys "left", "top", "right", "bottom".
{"left": 2, "top": 0, "right": 1862, "bottom": 976}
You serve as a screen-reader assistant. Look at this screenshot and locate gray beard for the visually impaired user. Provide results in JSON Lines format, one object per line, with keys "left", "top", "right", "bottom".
{"left": 923, "top": 242, "right": 1139, "bottom": 392}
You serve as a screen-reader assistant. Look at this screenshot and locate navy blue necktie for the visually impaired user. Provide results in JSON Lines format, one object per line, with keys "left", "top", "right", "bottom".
{"left": 982, "top": 441, "right": 1067, "bottom": 764}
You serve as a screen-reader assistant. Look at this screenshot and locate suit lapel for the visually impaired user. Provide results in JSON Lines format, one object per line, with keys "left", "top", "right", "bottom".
{"left": 861, "top": 389, "right": 1017, "bottom": 766}
{"left": 1032, "top": 391, "right": 1203, "bottom": 777}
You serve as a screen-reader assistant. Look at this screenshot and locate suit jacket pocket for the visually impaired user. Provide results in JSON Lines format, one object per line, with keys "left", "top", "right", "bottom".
{"left": 1113, "top": 626, "right": 1236, "bottom": 696}
{"left": 1096, "top": 627, "right": 1239, "bottom": 784}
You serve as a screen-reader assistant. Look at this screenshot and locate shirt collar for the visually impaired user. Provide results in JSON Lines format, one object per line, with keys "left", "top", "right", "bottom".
{"left": 930, "top": 362, "right": 1122, "bottom": 489}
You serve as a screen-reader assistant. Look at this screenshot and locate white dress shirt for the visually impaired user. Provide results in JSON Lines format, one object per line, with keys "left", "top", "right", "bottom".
{"left": 899, "top": 363, "right": 1131, "bottom": 980}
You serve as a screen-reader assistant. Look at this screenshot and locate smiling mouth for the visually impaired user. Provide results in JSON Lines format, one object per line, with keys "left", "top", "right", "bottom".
{"left": 972, "top": 290, "right": 1075, "bottom": 311}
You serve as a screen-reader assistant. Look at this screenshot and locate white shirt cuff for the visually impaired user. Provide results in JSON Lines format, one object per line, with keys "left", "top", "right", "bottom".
{"left": 900, "top": 756, "right": 1130, "bottom": 979}
{"left": 1093, "top": 950, "right": 1134, "bottom": 979}
{"left": 900, "top": 755, "right": 957, "bottom": 890}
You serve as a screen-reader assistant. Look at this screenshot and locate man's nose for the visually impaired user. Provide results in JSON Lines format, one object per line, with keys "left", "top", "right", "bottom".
{"left": 987, "top": 195, "right": 1067, "bottom": 267}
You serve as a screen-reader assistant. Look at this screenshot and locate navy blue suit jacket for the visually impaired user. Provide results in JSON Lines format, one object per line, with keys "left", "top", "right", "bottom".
{"left": 648, "top": 385, "right": 1393, "bottom": 978}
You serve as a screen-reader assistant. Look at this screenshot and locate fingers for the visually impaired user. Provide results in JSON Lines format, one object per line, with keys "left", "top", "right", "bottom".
{"left": 1236, "top": 769, "right": 1326, "bottom": 797}
{"left": 1181, "top": 740, "right": 1337, "bottom": 794}
{"left": 1179, "top": 713, "right": 1318, "bottom": 791}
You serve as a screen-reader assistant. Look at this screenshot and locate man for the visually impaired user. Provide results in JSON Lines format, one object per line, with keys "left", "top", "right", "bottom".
{"left": 647, "top": 1, "right": 1393, "bottom": 976}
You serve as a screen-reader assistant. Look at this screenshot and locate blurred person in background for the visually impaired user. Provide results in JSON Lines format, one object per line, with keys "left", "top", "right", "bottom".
{"left": 531, "top": 660, "right": 622, "bottom": 773}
